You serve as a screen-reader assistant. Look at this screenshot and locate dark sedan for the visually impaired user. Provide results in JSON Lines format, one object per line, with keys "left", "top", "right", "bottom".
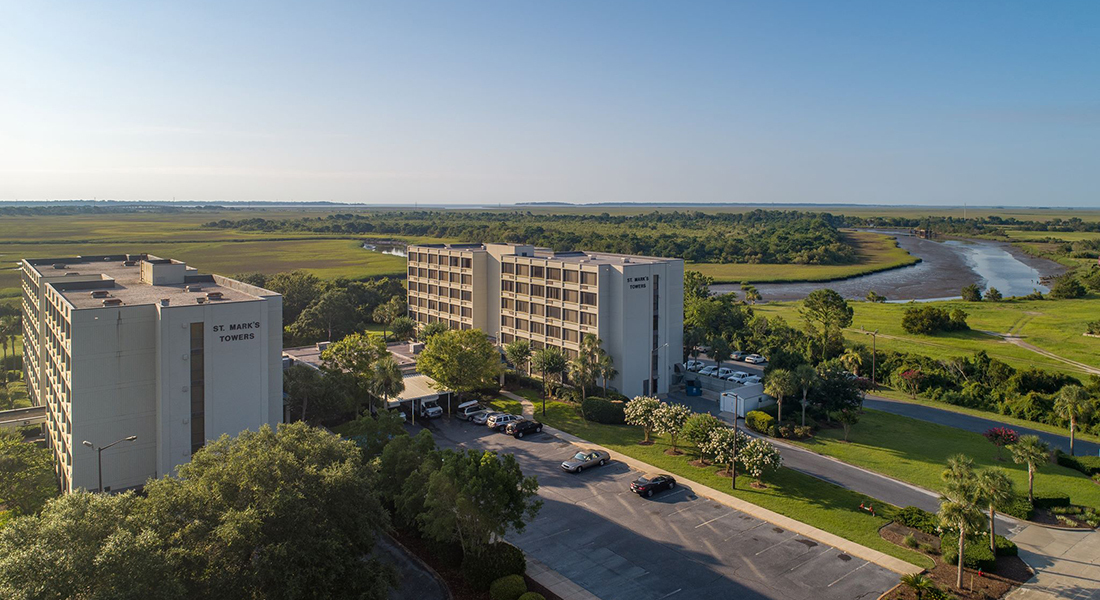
{"left": 630, "top": 474, "right": 676, "bottom": 497}
{"left": 506, "top": 419, "right": 543, "bottom": 438}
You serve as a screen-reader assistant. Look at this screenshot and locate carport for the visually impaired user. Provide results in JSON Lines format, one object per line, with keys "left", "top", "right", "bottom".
{"left": 392, "top": 373, "right": 452, "bottom": 424}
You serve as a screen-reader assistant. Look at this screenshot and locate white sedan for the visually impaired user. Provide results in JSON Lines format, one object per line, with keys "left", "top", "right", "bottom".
{"left": 699, "top": 365, "right": 718, "bottom": 376}
{"left": 745, "top": 354, "right": 767, "bottom": 364}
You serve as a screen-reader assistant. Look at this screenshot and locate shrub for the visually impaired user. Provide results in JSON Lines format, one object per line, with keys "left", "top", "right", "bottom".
{"left": 902, "top": 305, "right": 968, "bottom": 334}
{"left": 903, "top": 533, "right": 918, "bottom": 548}
{"left": 778, "top": 424, "right": 794, "bottom": 439}
{"left": 793, "top": 425, "right": 814, "bottom": 439}
{"left": 581, "top": 397, "right": 626, "bottom": 424}
{"left": 489, "top": 575, "right": 528, "bottom": 600}
{"left": 1055, "top": 450, "right": 1100, "bottom": 476}
{"left": 745, "top": 411, "right": 776, "bottom": 436}
{"left": 1002, "top": 496, "right": 1034, "bottom": 520}
{"left": 894, "top": 506, "right": 939, "bottom": 535}
{"left": 461, "top": 543, "right": 527, "bottom": 590}
{"left": 1049, "top": 275, "right": 1086, "bottom": 299}
{"left": 1033, "top": 493, "right": 1071, "bottom": 509}
{"left": 994, "top": 534, "right": 1018, "bottom": 556}
{"left": 518, "top": 594, "right": 546, "bottom": 600}
{"left": 941, "top": 533, "right": 997, "bottom": 570}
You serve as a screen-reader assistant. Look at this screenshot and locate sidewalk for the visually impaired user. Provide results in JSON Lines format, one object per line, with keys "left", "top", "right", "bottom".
{"left": 500, "top": 390, "right": 922, "bottom": 576}
{"left": 526, "top": 557, "right": 602, "bottom": 600}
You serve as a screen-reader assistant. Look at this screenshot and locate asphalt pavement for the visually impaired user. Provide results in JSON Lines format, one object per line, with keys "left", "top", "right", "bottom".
{"left": 420, "top": 415, "right": 898, "bottom": 600}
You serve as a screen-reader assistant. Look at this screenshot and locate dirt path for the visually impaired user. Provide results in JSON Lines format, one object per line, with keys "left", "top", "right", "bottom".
{"left": 988, "top": 331, "right": 1100, "bottom": 376}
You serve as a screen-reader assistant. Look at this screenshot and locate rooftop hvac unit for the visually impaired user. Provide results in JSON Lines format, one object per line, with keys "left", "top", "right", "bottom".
{"left": 205, "top": 291, "right": 223, "bottom": 300}
{"left": 52, "top": 264, "right": 67, "bottom": 269}
{"left": 185, "top": 285, "right": 202, "bottom": 292}
{"left": 102, "top": 298, "right": 123, "bottom": 306}
{"left": 316, "top": 341, "right": 330, "bottom": 352}
{"left": 196, "top": 297, "right": 206, "bottom": 304}
{"left": 122, "top": 261, "right": 137, "bottom": 267}
{"left": 160, "top": 299, "right": 170, "bottom": 307}
{"left": 89, "top": 290, "right": 110, "bottom": 298}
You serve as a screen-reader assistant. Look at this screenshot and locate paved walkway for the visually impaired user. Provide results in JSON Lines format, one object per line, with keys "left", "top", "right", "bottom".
{"left": 1008, "top": 525, "right": 1100, "bottom": 600}
{"left": 501, "top": 390, "right": 922, "bottom": 576}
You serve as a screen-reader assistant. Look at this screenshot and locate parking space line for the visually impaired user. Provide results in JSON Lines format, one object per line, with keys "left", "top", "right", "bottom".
{"left": 666, "top": 504, "right": 695, "bottom": 518}
{"left": 544, "top": 527, "right": 573, "bottom": 540}
{"left": 723, "top": 521, "right": 764, "bottom": 542}
{"left": 695, "top": 511, "right": 731, "bottom": 529}
{"left": 656, "top": 588, "right": 682, "bottom": 599}
{"left": 754, "top": 534, "right": 796, "bottom": 556}
{"left": 827, "top": 561, "right": 869, "bottom": 587}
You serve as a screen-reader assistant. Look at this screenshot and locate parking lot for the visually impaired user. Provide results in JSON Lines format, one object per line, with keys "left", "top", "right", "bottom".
{"left": 424, "top": 416, "right": 897, "bottom": 600}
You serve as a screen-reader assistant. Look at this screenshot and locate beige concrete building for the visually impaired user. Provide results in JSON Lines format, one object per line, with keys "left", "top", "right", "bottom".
{"left": 406, "top": 243, "right": 684, "bottom": 397}
{"left": 21, "top": 254, "right": 282, "bottom": 493}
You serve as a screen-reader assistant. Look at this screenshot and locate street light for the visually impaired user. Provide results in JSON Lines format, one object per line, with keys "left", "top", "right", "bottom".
{"left": 859, "top": 326, "right": 879, "bottom": 389}
{"left": 730, "top": 392, "right": 741, "bottom": 490}
{"left": 82, "top": 435, "right": 137, "bottom": 493}
{"left": 649, "top": 342, "right": 669, "bottom": 397}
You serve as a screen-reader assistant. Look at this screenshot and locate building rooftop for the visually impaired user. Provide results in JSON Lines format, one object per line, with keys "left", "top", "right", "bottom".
{"left": 23, "top": 254, "right": 271, "bottom": 309}
{"left": 408, "top": 242, "right": 677, "bottom": 266}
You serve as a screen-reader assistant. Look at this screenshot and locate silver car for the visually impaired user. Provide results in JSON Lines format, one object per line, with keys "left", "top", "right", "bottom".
{"left": 472, "top": 410, "right": 500, "bottom": 425}
{"left": 487, "top": 413, "right": 523, "bottom": 431}
{"left": 560, "top": 449, "right": 611, "bottom": 473}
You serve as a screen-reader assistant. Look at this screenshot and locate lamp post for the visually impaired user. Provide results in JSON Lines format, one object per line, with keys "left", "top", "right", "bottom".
{"left": 82, "top": 436, "right": 137, "bottom": 493}
{"left": 649, "top": 342, "right": 669, "bottom": 397}
{"left": 859, "top": 326, "right": 879, "bottom": 389}
{"left": 731, "top": 393, "right": 740, "bottom": 490}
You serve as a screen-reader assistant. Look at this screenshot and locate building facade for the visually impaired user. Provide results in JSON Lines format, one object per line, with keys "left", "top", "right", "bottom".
{"left": 406, "top": 243, "right": 683, "bottom": 397}
{"left": 21, "top": 255, "right": 282, "bottom": 493}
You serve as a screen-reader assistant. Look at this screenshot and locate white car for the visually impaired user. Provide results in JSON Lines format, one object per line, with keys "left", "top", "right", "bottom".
{"left": 726, "top": 371, "right": 751, "bottom": 383}
{"left": 472, "top": 410, "right": 501, "bottom": 425}
{"left": 699, "top": 365, "right": 718, "bottom": 376}
{"left": 487, "top": 413, "right": 523, "bottom": 431}
{"left": 745, "top": 354, "right": 767, "bottom": 364}
{"left": 731, "top": 351, "right": 747, "bottom": 361}
{"left": 742, "top": 375, "right": 762, "bottom": 385}
{"left": 717, "top": 367, "right": 735, "bottom": 379}
{"left": 685, "top": 360, "right": 704, "bottom": 372}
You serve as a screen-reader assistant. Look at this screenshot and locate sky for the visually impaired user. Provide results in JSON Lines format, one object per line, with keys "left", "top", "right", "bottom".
{"left": 1, "top": 1, "right": 1097, "bottom": 206}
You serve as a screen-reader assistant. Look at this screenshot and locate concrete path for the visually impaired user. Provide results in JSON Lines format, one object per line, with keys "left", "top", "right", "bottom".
{"left": 1007, "top": 525, "right": 1100, "bottom": 600}
{"left": 375, "top": 534, "right": 451, "bottom": 600}
{"left": 864, "top": 395, "right": 1098, "bottom": 457}
{"left": 501, "top": 390, "right": 922, "bottom": 576}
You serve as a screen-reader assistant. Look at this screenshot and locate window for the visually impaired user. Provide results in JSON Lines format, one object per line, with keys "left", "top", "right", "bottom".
{"left": 563, "top": 329, "right": 579, "bottom": 342}
{"left": 581, "top": 272, "right": 597, "bottom": 285}
{"left": 563, "top": 289, "right": 579, "bottom": 303}
{"left": 563, "top": 270, "right": 579, "bottom": 283}
{"left": 501, "top": 333, "right": 513, "bottom": 344}
{"left": 563, "top": 309, "right": 578, "bottom": 323}
{"left": 513, "top": 282, "right": 526, "bottom": 295}
{"left": 461, "top": 258, "right": 472, "bottom": 269}
{"left": 418, "top": 283, "right": 427, "bottom": 293}
{"left": 449, "top": 303, "right": 459, "bottom": 315}
{"left": 547, "top": 325, "right": 561, "bottom": 338}
{"left": 428, "top": 254, "right": 437, "bottom": 264}
{"left": 437, "top": 270, "right": 448, "bottom": 281}
{"left": 450, "top": 272, "right": 460, "bottom": 283}
{"left": 449, "top": 288, "right": 460, "bottom": 299}
{"left": 418, "top": 268, "right": 427, "bottom": 277}
{"left": 530, "top": 284, "right": 544, "bottom": 297}
{"left": 530, "top": 322, "right": 544, "bottom": 335}
{"left": 516, "top": 300, "right": 529, "bottom": 313}
{"left": 531, "top": 340, "right": 544, "bottom": 351}
{"left": 407, "top": 266, "right": 416, "bottom": 277}
{"left": 450, "top": 256, "right": 460, "bottom": 267}
{"left": 581, "top": 312, "right": 597, "bottom": 326}
{"left": 546, "top": 306, "right": 561, "bottom": 319}
{"left": 189, "top": 323, "right": 205, "bottom": 455}
{"left": 428, "top": 300, "right": 437, "bottom": 311}
{"left": 545, "top": 287, "right": 561, "bottom": 300}
{"left": 502, "top": 315, "right": 514, "bottom": 328}
{"left": 461, "top": 290, "right": 472, "bottom": 301}
{"left": 461, "top": 307, "right": 471, "bottom": 318}
{"left": 530, "top": 303, "right": 544, "bottom": 316}
{"left": 546, "top": 268, "right": 561, "bottom": 281}
{"left": 428, "top": 284, "right": 437, "bottom": 295}
{"left": 581, "top": 292, "right": 597, "bottom": 306}
{"left": 428, "top": 269, "right": 438, "bottom": 280}
{"left": 516, "top": 264, "right": 529, "bottom": 277}
{"left": 502, "top": 280, "right": 515, "bottom": 292}
{"left": 502, "top": 263, "right": 514, "bottom": 274}
{"left": 502, "top": 298, "right": 514, "bottom": 310}
{"left": 515, "top": 318, "right": 529, "bottom": 331}
{"left": 531, "top": 266, "right": 544, "bottom": 278}
{"left": 461, "top": 274, "right": 471, "bottom": 285}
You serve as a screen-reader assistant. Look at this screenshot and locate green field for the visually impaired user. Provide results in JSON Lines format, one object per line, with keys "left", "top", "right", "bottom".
{"left": 689, "top": 230, "right": 919, "bottom": 284}
{"left": 1002, "top": 229, "right": 1100, "bottom": 243}
{"left": 533, "top": 397, "right": 932, "bottom": 568}
{"left": 752, "top": 297, "right": 1100, "bottom": 377}
{"left": 794, "top": 409, "right": 1100, "bottom": 509}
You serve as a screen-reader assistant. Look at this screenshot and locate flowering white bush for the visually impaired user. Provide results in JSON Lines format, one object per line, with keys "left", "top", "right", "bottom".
{"left": 701, "top": 427, "right": 748, "bottom": 475}
{"left": 624, "top": 396, "right": 661, "bottom": 442}
{"left": 739, "top": 438, "right": 783, "bottom": 484}
{"left": 653, "top": 403, "right": 692, "bottom": 451}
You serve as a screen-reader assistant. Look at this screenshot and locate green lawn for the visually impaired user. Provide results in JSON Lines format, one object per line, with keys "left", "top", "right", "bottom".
{"left": 533, "top": 397, "right": 932, "bottom": 568}
{"left": 752, "top": 297, "right": 1100, "bottom": 377}
{"left": 689, "top": 230, "right": 919, "bottom": 284}
{"left": 793, "top": 409, "right": 1100, "bottom": 509}
{"left": 485, "top": 395, "right": 523, "bottom": 415}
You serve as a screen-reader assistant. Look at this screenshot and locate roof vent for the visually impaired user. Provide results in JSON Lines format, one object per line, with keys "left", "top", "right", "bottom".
{"left": 196, "top": 297, "right": 206, "bottom": 304}
{"left": 102, "top": 298, "right": 123, "bottom": 306}
{"left": 52, "top": 264, "right": 67, "bottom": 269}
{"left": 316, "top": 341, "right": 330, "bottom": 352}
{"left": 205, "top": 291, "right": 223, "bottom": 300}
{"left": 160, "top": 299, "right": 170, "bottom": 307}
{"left": 122, "top": 260, "right": 137, "bottom": 267}
{"left": 90, "top": 290, "right": 110, "bottom": 298}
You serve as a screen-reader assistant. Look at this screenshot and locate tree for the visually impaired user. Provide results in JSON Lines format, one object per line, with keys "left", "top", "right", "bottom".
{"left": 369, "top": 354, "right": 406, "bottom": 409}
{"left": 985, "top": 287, "right": 1003, "bottom": 302}
{"left": 0, "top": 430, "right": 57, "bottom": 516}
{"left": 289, "top": 288, "right": 356, "bottom": 341}
{"left": 417, "top": 329, "right": 502, "bottom": 403}
{"left": 1010, "top": 435, "right": 1050, "bottom": 505}
{"left": 389, "top": 316, "right": 416, "bottom": 342}
{"left": 569, "top": 335, "right": 603, "bottom": 401}
{"left": 321, "top": 332, "right": 390, "bottom": 412}
{"left": 265, "top": 270, "right": 322, "bottom": 324}
{"left": 683, "top": 270, "right": 714, "bottom": 303}
{"left": 0, "top": 492, "right": 182, "bottom": 600}
{"left": 418, "top": 449, "right": 541, "bottom": 557}
{"left": 738, "top": 438, "right": 783, "bottom": 487}
{"left": 419, "top": 320, "right": 449, "bottom": 342}
{"left": 939, "top": 455, "right": 986, "bottom": 590}
{"left": 983, "top": 427, "right": 1018, "bottom": 461}
{"left": 1049, "top": 275, "right": 1086, "bottom": 299}
{"left": 897, "top": 368, "right": 924, "bottom": 399}
{"left": 702, "top": 427, "right": 747, "bottom": 479}
{"left": 799, "top": 289, "right": 852, "bottom": 362}
{"left": 865, "top": 290, "right": 887, "bottom": 303}
{"left": 380, "top": 430, "right": 439, "bottom": 525}
{"left": 743, "top": 285, "right": 762, "bottom": 304}
{"left": 598, "top": 352, "right": 618, "bottom": 397}
{"left": 1054, "top": 384, "right": 1094, "bottom": 456}
{"left": 283, "top": 363, "right": 325, "bottom": 422}
{"left": 764, "top": 368, "right": 797, "bottom": 425}
{"left": 828, "top": 408, "right": 861, "bottom": 442}
{"left": 372, "top": 296, "right": 406, "bottom": 341}
{"left": 976, "top": 468, "right": 1014, "bottom": 555}
{"left": 503, "top": 339, "right": 531, "bottom": 375}
{"left": 793, "top": 364, "right": 818, "bottom": 427}
{"left": 530, "top": 347, "right": 567, "bottom": 412}
{"left": 839, "top": 348, "right": 863, "bottom": 377}
{"left": 341, "top": 409, "right": 409, "bottom": 459}
{"left": 624, "top": 396, "right": 661, "bottom": 443}
{"left": 961, "top": 284, "right": 983, "bottom": 302}
{"left": 900, "top": 572, "right": 936, "bottom": 600}
{"left": 682, "top": 413, "right": 723, "bottom": 459}
{"left": 653, "top": 403, "right": 692, "bottom": 453}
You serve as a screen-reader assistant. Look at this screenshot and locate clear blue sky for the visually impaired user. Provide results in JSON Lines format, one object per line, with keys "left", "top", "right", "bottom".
{"left": 2, "top": 1, "right": 1097, "bottom": 206}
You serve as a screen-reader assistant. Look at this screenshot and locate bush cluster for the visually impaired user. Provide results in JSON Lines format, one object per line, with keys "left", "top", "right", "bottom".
{"left": 893, "top": 506, "right": 939, "bottom": 535}
{"left": 489, "top": 575, "right": 528, "bottom": 600}
{"left": 745, "top": 411, "right": 777, "bottom": 436}
{"left": 581, "top": 397, "right": 627, "bottom": 424}
{"left": 1032, "top": 493, "right": 1071, "bottom": 509}
{"left": 901, "top": 305, "right": 969, "bottom": 335}
{"left": 940, "top": 533, "right": 997, "bottom": 570}
{"left": 461, "top": 542, "right": 527, "bottom": 590}
{"left": 1001, "top": 496, "right": 1034, "bottom": 521}
{"left": 1055, "top": 450, "right": 1100, "bottom": 476}
{"left": 518, "top": 594, "right": 546, "bottom": 600}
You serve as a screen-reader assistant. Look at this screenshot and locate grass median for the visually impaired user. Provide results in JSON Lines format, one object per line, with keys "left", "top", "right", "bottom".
{"left": 528, "top": 396, "right": 933, "bottom": 569}
{"left": 792, "top": 409, "right": 1100, "bottom": 509}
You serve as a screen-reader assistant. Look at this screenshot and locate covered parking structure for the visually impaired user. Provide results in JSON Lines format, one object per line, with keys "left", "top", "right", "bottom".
{"left": 390, "top": 373, "right": 452, "bottom": 425}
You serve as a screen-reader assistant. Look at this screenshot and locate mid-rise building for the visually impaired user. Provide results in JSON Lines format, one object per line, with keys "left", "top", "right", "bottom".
{"left": 406, "top": 243, "right": 683, "bottom": 397}
{"left": 21, "top": 255, "right": 282, "bottom": 493}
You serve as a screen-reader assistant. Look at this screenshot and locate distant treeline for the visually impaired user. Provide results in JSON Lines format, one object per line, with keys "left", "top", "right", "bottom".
{"left": 203, "top": 210, "right": 859, "bottom": 265}
{"left": 853, "top": 214, "right": 1100, "bottom": 234}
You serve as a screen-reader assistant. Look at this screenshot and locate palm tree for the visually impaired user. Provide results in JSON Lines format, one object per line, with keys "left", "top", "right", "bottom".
{"left": 939, "top": 454, "right": 986, "bottom": 590}
{"left": 284, "top": 364, "right": 325, "bottom": 422}
{"left": 598, "top": 352, "right": 617, "bottom": 397}
{"left": 764, "top": 368, "right": 797, "bottom": 426}
{"left": 840, "top": 348, "right": 863, "bottom": 377}
{"left": 370, "top": 354, "right": 405, "bottom": 413}
{"left": 503, "top": 339, "right": 531, "bottom": 376}
{"left": 569, "top": 353, "right": 597, "bottom": 401}
{"left": 531, "top": 347, "right": 566, "bottom": 414}
{"left": 793, "top": 364, "right": 817, "bottom": 427}
{"left": 899, "top": 573, "right": 936, "bottom": 600}
{"left": 976, "top": 468, "right": 1015, "bottom": 555}
{"left": 1011, "top": 435, "right": 1050, "bottom": 505}
{"left": 1054, "top": 384, "right": 1094, "bottom": 456}
{"left": 0, "top": 334, "right": 7, "bottom": 386}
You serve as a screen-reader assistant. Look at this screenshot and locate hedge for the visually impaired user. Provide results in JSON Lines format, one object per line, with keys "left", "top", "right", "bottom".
{"left": 1033, "top": 492, "right": 1071, "bottom": 509}
{"left": 581, "top": 397, "right": 626, "bottom": 424}
{"left": 518, "top": 594, "right": 546, "bottom": 600}
{"left": 1055, "top": 450, "right": 1100, "bottom": 476}
{"left": 893, "top": 506, "right": 939, "bottom": 535}
{"left": 461, "top": 543, "right": 527, "bottom": 590}
{"left": 490, "top": 575, "right": 527, "bottom": 600}
{"left": 940, "top": 533, "right": 997, "bottom": 570}
{"left": 745, "top": 411, "right": 777, "bottom": 436}
{"left": 1001, "top": 496, "right": 1034, "bottom": 521}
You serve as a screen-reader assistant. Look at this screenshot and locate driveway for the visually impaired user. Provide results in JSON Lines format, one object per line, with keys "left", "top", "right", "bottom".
{"left": 422, "top": 416, "right": 899, "bottom": 600}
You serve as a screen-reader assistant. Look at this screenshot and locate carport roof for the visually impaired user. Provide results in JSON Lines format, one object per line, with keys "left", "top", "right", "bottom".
{"left": 395, "top": 373, "right": 448, "bottom": 403}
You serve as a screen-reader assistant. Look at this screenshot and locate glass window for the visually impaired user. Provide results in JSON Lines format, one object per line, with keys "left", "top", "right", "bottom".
{"left": 563, "top": 289, "right": 579, "bottom": 303}
{"left": 530, "top": 303, "right": 544, "bottom": 316}
{"left": 581, "top": 292, "right": 597, "bottom": 306}
{"left": 563, "top": 270, "right": 579, "bottom": 283}
{"left": 546, "top": 268, "right": 561, "bottom": 281}
{"left": 581, "top": 312, "right": 597, "bottom": 326}
{"left": 502, "top": 298, "right": 514, "bottom": 310}
{"left": 450, "top": 256, "right": 460, "bottom": 267}
{"left": 546, "top": 287, "right": 561, "bottom": 300}
{"left": 516, "top": 318, "right": 529, "bottom": 331}
{"left": 502, "top": 263, "right": 515, "bottom": 274}
{"left": 530, "top": 284, "right": 544, "bottom": 297}
{"left": 516, "top": 264, "right": 529, "bottom": 277}
{"left": 546, "top": 306, "right": 561, "bottom": 319}
{"left": 502, "top": 280, "right": 514, "bottom": 292}
{"left": 502, "top": 315, "right": 514, "bottom": 328}
{"left": 531, "top": 266, "right": 544, "bottom": 278}
{"left": 547, "top": 325, "right": 561, "bottom": 338}
{"left": 461, "top": 307, "right": 471, "bottom": 318}
{"left": 461, "top": 290, "right": 472, "bottom": 301}
{"left": 563, "top": 329, "right": 579, "bottom": 342}
{"left": 461, "top": 274, "right": 471, "bottom": 285}
{"left": 563, "top": 309, "right": 578, "bottom": 323}
{"left": 581, "top": 272, "right": 597, "bottom": 285}
{"left": 428, "top": 269, "right": 438, "bottom": 280}
{"left": 516, "top": 300, "right": 529, "bottom": 313}
{"left": 428, "top": 254, "right": 437, "bottom": 264}
{"left": 530, "top": 322, "right": 544, "bottom": 335}
{"left": 461, "top": 258, "right": 472, "bottom": 268}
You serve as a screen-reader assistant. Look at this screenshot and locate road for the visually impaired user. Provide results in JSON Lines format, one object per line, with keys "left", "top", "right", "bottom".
{"left": 422, "top": 416, "right": 898, "bottom": 600}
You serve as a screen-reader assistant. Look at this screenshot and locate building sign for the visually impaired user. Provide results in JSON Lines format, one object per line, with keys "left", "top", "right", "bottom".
{"left": 211, "top": 321, "right": 261, "bottom": 342}
{"left": 627, "top": 275, "right": 649, "bottom": 290}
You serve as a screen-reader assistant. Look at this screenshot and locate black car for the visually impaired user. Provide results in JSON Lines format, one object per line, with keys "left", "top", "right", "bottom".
{"left": 630, "top": 474, "right": 676, "bottom": 497}
{"left": 506, "top": 419, "right": 543, "bottom": 438}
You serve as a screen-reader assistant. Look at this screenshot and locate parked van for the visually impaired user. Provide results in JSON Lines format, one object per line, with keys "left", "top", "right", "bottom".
{"left": 457, "top": 400, "right": 487, "bottom": 421}
{"left": 419, "top": 399, "right": 443, "bottom": 419}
